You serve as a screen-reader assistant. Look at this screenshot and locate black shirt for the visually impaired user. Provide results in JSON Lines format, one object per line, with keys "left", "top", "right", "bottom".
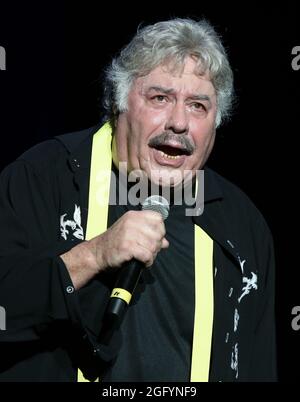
{"left": 104, "top": 179, "right": 195, "bottom": 381}
{"left": 0, "top": 124, "right": 277, "bottom": 382}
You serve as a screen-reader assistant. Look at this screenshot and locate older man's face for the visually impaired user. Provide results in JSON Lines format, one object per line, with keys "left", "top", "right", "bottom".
{"left": 113, "top": 56, "right": 217, "bottom": 187}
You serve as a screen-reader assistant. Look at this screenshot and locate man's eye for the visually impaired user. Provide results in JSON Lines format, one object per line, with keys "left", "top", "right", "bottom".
{"left": 153, "top": 95, "right": 167, "bottom": 102}
{"left": 191, "top": 102, "right": 205, "bottom": 110}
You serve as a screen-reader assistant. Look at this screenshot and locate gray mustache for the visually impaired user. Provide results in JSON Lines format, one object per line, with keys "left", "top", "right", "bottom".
{"left": 148, "top": 132, "right": 195, "bottom": 154}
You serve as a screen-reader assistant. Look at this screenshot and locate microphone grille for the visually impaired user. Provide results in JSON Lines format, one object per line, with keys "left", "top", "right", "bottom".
{"left": 142, "top": 195, "right": 169, "bottom": 220}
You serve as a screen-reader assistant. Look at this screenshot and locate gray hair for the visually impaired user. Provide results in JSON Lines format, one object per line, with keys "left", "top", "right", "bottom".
{"left": 103, "top": 18, "right": 234, "bottom": 127}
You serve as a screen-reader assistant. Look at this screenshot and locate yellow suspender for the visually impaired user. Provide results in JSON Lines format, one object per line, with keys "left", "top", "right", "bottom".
{"left": 191, "top": 226, "right": 214, "bottom": 381}
{"left": 77, "top": 123, "right": 112, "bottom": 383}
{"left": 77, "top": 123, "right": 214, "bottom": 382}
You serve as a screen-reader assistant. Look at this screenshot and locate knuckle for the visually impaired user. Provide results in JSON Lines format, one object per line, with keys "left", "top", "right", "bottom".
{"left": 155, "top": 227, "right": 165, "bottom": 240}
{"left": 145, "top": 250, "right": 153, "bottom": 263}
{"left": 156, "top": 219, "right": 164, "bottom": 230}
{"left": 123, "top": 212, "right": 131, "bottom": 224}
{"left": 146, "top": 259, "right": 154, "bottom": 268}
{"left": 150, "top": 243, "right": 157, "bottom": 254}
{"left": 161, "top": 225, "right": 166, "bottom": 237}
{"left": 124, "top": 210, "right": 136, "bottom": 222}
{"left": 153, "top": 212, "right": 163, "bottom": 222}
{"left": 119, "top": 240, "right": 132, "bottom": 255}
{"left": 145, "top": 250, "right": 154, "bottom": 260}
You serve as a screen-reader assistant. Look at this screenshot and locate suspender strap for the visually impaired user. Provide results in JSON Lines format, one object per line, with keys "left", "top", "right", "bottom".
{"left": 190, "top": 225, "right": 214, "bottom": 381}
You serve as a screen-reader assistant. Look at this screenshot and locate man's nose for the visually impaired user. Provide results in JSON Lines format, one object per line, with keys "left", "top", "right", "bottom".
{"left": 165, "top": 103, "right": 189, "bottom": 134}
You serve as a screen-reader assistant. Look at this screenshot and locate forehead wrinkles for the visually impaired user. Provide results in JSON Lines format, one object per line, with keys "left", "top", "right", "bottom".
{"left": 135, "top": 60, "right": 213, "bottom": 94}
{"left": 130, "top": 61, "right": 217, "bottom": 108}
{"left": 137, "top": 80, "right": 216, "bottom": 103}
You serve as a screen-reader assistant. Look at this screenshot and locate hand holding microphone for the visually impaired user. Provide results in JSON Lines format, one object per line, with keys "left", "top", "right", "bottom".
{"left": 96, "top": 196, "right": 169, "bottom": 339}
{"left": 62, "top": 196, "right": 169, "bottom": 292}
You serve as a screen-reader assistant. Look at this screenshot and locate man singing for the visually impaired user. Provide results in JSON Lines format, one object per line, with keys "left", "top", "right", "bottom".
{"left": 0, "top": 18, "right": 276, "bottom": 382}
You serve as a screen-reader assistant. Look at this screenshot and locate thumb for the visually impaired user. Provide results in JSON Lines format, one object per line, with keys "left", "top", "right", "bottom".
{"left": 161, "top": 238, "right": 169, "bottom": 249}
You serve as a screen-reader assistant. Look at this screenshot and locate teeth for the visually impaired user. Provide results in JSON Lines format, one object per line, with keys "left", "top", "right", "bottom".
{"left": 159, "top": 151, "right": 181, "bottom": 160}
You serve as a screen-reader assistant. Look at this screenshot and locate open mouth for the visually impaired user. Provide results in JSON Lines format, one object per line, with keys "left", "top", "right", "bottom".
{"left": 150, "top": 144, "right": 192, "bottom": 160}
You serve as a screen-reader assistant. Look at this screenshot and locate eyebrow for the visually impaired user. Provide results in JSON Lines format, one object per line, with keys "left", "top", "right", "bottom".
{"left": 146, "top": 86, "right": 212, "bottom": 104}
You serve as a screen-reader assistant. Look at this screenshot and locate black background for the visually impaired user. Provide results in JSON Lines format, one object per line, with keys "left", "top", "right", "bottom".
{"left": 0, "top": 1, "right": 299, "bottom": 382}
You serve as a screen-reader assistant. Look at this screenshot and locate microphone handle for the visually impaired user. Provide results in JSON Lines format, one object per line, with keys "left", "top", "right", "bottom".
{"left": 104, "top": 259, "right": 144, "bottom": 325}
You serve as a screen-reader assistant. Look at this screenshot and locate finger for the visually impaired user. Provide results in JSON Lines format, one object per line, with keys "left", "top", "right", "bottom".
{"left": 133, "top": 245, "right": 154, "bottom": 268}
{"left": 134, "top": 223, "right": 166, "bottom": 245}
{"left": 161, "top": 238, "right": 169, "bottom": 249}
{"left": 141, "top": 210, "right": 164, "bottom": 222}
{"left": 141, "top": 212, "right": 165, "bottom": 230}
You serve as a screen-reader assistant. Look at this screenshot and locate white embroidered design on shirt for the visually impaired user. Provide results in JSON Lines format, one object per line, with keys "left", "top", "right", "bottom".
{"left": 234, "top": 308, "right": 239, "bottom": 332}
{"left": 60, "top": 204, "right": 84, "bottom": 240}
{"left": 226, "top": 239, "right": 235, "bottom": 249}
{"left": 238, "top": 272, "right": 258, "bottom": 303}
{"left": 231, "top": 343, "right": 239, "bottom": 379}
{"left": 238, "top": 257, "right": 246, "bottom": 274}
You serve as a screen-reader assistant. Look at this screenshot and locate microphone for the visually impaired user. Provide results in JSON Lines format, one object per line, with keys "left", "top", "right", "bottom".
{"left": 102, "top": 195, "right": 169, "bottom": 333}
